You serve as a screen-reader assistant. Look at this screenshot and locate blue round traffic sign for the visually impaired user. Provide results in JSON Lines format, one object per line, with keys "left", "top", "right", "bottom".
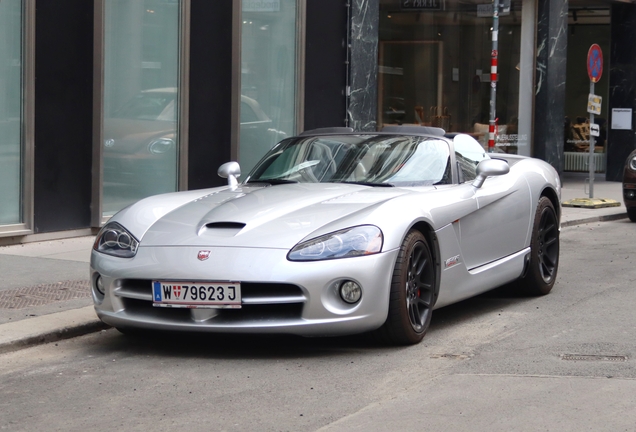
{"left": 587, "top": 44, "right": 603, "bottom": 83}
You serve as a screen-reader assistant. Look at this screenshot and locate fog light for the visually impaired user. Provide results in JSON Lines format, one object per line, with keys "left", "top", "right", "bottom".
{"left": 626, "top": 190, "right": 636, "bottom": 200}
{"left": 95, "top": 275, "right": 105, "bottom": 295}
{"left": 339, "top": 280, "right": 362, "bottom": 304}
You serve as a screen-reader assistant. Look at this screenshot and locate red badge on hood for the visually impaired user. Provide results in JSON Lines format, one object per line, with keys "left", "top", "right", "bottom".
{"left": 197, "top": 250, "right": 211, "bottom": 261}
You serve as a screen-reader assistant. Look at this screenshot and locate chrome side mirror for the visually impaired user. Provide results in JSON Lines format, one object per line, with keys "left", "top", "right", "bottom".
{"left": 218, "top": 161, "right": 241, "bottom": 188}
{"left": 473, "top": 159, "right": 509, "bottom": 188}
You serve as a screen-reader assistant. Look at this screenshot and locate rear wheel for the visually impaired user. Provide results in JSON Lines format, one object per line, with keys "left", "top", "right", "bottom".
{"left": 376, "top": 230, "right": 436, "bottom": 345}
{"left": 627, "top": 207, "right": 636, "bottom": 222}
{"left": 519, "top": 196, "right": 559, "bottom": 295}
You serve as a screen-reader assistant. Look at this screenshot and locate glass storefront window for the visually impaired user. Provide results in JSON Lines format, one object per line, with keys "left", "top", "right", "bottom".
{"left": 0, "top": 0, "right": 23, "bottom": 225}
{"left": 378, "top": 0, "right": 525, "bottom": 153}
{"left": 239, "top": 0, "right": 297, "bottom": 174}
{"left": 102, "top": 0, "right": 180, "bottom": 216}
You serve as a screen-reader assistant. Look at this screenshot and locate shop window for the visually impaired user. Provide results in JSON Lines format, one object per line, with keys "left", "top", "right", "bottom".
{"left": 378, "top": 0, "right": 524, "bottom": 154}
{"left": 102, "top": 0, "right": 180, "bottom": 217}
{"left": 239, "top": 0, "right": 297, "bottom": 174}
{"left": 0, "top": 0, "right": 23, "bottom": 225}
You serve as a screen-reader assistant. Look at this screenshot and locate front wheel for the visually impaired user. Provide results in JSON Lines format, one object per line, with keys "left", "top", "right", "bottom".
{"left": 375, "top": 230, "right": 436, "bottom": 345}
{"left": 519, "top": 196, "right": 560, "bottom": 295}
{"left": 627, "top": 206, "right": 636, "bottom": 222}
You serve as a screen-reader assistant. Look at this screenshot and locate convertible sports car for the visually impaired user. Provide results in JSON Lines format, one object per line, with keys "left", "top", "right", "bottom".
{"left": 91, "top": 126, "right": 561, "bottom": 345}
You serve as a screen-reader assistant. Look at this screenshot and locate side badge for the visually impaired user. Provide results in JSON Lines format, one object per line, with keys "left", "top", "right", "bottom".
{"left": 444, "top": 255, "right": 461, "bottom": 269}
{"left": 197, "top": 250, "right": 211, "bottom": 261}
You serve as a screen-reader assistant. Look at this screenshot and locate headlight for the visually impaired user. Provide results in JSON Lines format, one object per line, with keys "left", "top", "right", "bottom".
{"left": 287, "top": 225, "right": 383, "bottom": 262}
{"left": 630, "top": 155, "right": 636, "bottom": 171}
{"left": 93, "top": 222, "right": 139, "bottom": 258}
{"left": 148, "top": 137, "right": 175, "bottom": 155}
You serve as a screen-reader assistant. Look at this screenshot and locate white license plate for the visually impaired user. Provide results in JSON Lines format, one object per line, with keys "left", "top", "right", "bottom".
{"left": 152, "top": 281, "right": 241, "bottom": 309}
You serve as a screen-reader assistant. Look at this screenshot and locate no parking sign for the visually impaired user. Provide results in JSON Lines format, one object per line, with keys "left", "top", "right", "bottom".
{"left": 587, "top": 44, "right": 603, "bottom": 83}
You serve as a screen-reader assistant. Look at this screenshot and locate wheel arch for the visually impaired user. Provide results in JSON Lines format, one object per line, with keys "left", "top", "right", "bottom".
{"left": 540, "top": 186, "right": 561, "bottom": 223}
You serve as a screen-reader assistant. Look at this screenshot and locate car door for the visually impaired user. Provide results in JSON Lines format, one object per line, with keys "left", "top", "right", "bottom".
{"left": 452, "top": 135, "right": 532, "bottom": 270}
{"left": 458, "top": 172, "right": 532, "bottom": 269}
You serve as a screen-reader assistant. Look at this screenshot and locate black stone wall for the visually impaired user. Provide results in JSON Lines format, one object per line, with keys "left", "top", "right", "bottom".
{"left": 607, "top": 3, "right": 636, "bottom": 181}
{"left": 348, "top": 0, "right": 380, "bottom": 131}
{"left": 533, "top": 0, "right": 568, "bottom": 174}
{"left": 34, "top": 0, "right": 94, "bottom": 232}
{"left": 304, "top": 0, "right": 348, "bottom": 131}
{"left": 187, "top": 0, "right": 234, "bottom": 190}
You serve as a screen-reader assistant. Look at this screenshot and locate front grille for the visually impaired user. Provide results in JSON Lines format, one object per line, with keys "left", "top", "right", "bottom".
{"left": 115, "top": 279, "right": 306, "bottom": 323}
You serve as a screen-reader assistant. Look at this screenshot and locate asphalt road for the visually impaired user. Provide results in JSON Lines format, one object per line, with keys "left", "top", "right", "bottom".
{"left": 1, "top": 220, "right": 636, "bottom": 431}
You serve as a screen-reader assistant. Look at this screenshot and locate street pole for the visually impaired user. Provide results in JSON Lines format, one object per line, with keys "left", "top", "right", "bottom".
{"left": 588, "top": 81, "right": 595, "bottom": 199}
{"left": 488, "top": 0, "right": 499, "bottom": 153}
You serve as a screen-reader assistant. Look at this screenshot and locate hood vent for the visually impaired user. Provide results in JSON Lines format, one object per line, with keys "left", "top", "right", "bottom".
{"left": 205, "top": 222, "right": 246, "bottom": 229}
{"left": 199, "top": 222, "right": 246, "bottom": 238}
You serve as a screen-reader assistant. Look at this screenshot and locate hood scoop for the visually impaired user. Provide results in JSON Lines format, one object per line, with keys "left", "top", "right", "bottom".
{"left": 205, "top": 222, "right": 246, "bottom": 229}
{"left": 199, "top": 222, "right": 246, "bottom": 238}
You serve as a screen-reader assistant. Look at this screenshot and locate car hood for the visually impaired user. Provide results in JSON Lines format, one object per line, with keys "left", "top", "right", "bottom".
{"left": 138, "top": 183, "right": 414, "bottom": 248}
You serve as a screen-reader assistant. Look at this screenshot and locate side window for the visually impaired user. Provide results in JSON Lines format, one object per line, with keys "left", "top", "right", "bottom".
{"left": 453, "top": 134, "right": 489, "bottom": 182}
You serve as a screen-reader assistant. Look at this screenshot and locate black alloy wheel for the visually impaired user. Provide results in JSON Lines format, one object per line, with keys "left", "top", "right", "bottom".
{"left": 376, "top": 230, "right": 436, "bottom": 345}
{"left": 520, "top": 196, "right": 559, "bottom": 295}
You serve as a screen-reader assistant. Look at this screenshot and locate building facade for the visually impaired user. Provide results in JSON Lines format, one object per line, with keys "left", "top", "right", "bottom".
{"left": 1, "top": 0, "right": 635, "bottom": 244}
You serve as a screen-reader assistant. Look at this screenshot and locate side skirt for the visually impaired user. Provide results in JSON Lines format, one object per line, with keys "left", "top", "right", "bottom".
{"left": 434, "top": 247, "right": 530, "bottom": 309}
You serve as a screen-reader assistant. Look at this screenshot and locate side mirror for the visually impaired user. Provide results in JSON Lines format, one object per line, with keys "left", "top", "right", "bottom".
{"left": 473, "top": 159, "right": 509, "bottom": 188}
{"left": 218, "top": 161, "right": 241, "bottom": 188}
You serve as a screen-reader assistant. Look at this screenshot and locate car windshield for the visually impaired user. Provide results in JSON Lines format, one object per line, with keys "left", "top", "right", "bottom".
{"left": 246, "top": 134, "right": 452, "bottom": 187}
{"left": 113, "top": 92, "right": 176, "bottom": 121}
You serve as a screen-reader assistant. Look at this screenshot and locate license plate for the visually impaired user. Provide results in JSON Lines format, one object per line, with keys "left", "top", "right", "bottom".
{"left": 152, "top": 281, "right": 241, "bottom": 309}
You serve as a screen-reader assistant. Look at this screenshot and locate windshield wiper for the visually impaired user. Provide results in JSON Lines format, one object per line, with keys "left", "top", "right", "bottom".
{"left": 246, "top": 179, "right": 299, "bottom": 185}
{"left": 333, "top": 181, "right": 394, "bottom": 187}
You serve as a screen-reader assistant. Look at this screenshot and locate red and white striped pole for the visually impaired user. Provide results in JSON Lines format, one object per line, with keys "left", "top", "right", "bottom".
{"left": 488, "top": 0, "right": 500, "bottom": 153}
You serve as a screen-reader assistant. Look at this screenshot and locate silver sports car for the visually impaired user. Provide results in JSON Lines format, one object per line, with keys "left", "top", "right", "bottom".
{"left": 91, "top": 126, "right": 561, "bottom": 345}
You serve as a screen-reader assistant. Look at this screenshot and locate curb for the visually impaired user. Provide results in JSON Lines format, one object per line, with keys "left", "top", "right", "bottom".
{"left": 561, "top": 212, "right": 628, "bottom": 227}
{"left": 0, "top": 306, "right": 109, "bottom": 355}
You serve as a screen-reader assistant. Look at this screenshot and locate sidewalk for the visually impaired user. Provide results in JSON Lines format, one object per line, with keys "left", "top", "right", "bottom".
{"left": 0, "top": 173, "right": 628, "bottom": 353}
{"left": 0, "top": 236, "right": 105, "bottom": 353}
{"left": 560, "top": 172, "right": 627, "bottom": 226}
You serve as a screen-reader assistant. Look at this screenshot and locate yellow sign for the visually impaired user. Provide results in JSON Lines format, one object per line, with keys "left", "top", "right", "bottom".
{"left": 587, "top": 94, "right": 602, "bottom": 115}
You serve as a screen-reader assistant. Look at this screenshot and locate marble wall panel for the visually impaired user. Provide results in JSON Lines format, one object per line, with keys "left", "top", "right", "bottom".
{"left": 348, "top": 0, "right": 380, "bottom": 131}
{"left": 533, "top": 0, "right": 568, "bottom": 174}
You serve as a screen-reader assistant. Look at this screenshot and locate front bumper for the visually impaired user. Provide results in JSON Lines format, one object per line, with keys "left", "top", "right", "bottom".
{"left": 91, "top": 246, "right": 399, "bottom": 336}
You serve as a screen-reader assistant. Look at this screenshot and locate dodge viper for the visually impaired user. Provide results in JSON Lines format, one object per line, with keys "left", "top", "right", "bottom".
{"left": 91, "top": 126, "right": 561, "bottom": 345}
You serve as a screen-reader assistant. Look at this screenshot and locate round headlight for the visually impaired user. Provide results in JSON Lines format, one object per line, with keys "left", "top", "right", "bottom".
{"left": 339, "top": 280, "right": 362, "bottom": 304}
{"left": 148, "top": 137, "right": 175, "bottom": 155}
{"left": 630, "top": 156, "right": 636, "bottom": 171}
{"left": 117, "top": 232, "right": 132, "bottom": 249}
{"left": 102, "top": 229, "right": 119, "bottom": 247}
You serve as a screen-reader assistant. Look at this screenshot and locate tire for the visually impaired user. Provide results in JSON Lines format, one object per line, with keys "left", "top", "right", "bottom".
{"left": 376, "top": 230, "right": 436, "bottom": 345}
{"left": 627, "top": 207, "right": 636, "bottom": 222}
{"left": 519, "top": 196, "right": 560, "bottom": 295}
